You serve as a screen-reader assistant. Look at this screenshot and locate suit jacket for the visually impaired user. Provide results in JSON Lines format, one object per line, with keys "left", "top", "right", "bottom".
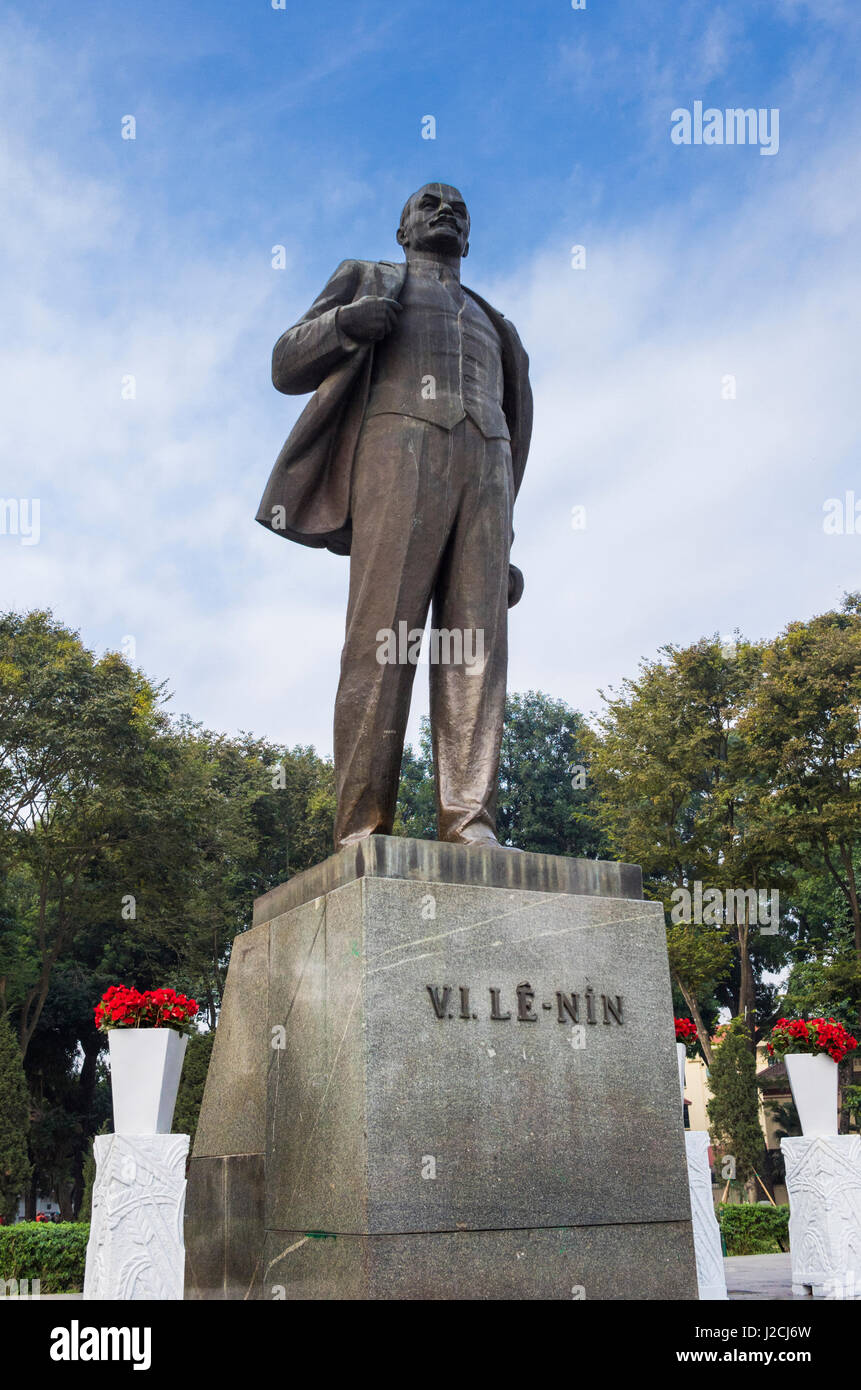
{"left": 257, "top": 258, "right": 533, "bottom": 557}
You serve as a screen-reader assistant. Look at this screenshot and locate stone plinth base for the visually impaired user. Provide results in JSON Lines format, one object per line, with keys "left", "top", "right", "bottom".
{"left": 783, "top": 1135, "right": 861, "bottom": 1298}
{"left": 185, "top": 835, "right": 697, "bottom": 1300}
{"left": 260, "top": 1221, "right": 696, "bottom": 1300}
{"left": 685, "top": 1132, "right": 727, "bottom": 1300}
{"left": 84, "top": 1133, "right": 189, "bottom": 1301}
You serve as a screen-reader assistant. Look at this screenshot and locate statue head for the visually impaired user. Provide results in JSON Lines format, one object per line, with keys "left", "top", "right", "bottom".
{"left": 397, "top": 182, "right": 470, "bottom": 259}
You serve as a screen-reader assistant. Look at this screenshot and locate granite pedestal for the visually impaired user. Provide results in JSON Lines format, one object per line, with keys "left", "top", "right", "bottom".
{"left": 184, "top": 836, "right": 697, "bottom": 1299}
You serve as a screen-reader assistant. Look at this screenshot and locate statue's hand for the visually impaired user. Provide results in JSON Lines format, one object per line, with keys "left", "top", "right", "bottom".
{"left": 508, "top": 564, "right": 524, "bottom": 608}
{"left": 338, "top": 296, "right": 403, "bottom": 342}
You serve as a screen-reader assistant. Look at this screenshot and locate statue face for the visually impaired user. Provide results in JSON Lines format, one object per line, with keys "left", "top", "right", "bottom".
{"left": 398, "top": 183, "right": 470, "bottom": 257}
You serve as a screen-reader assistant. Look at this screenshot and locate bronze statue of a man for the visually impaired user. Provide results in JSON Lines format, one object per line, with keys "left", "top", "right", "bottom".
{"left": 257, "top": 182, "right": 532, "bottom": 849}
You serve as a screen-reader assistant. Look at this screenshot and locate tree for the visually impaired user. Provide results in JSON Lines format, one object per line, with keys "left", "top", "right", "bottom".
{"left": 394, "top": 736, "right": 436, "bottom": 840}
{"left": 742, "top": 595, "right": 861, "bottom": 966}
{"left": 0, "top": 614, "right": 348, "bottom": 1216}
{"left": 22, "top": 964, "right": 111, "bottom": 1217}
{"left": 707, "top": 1017, "right": 768, "bottom": 1195}
{"left": 497, "top": 692, "right": 606, "bottom": 856}
{"left": 78, "top": 1120, "right": 110, "bottom": 1223}
{"left": 173, "top": 1031, "right": 215, "bottom": 1147}
{"left": 665, "top": 925, "right": 733, "bottom": 1064}
{"left": 0, "top": 611, "right": 178, "bottom": 1054}
{"left": 781, "top": 926, "right": 861, "bottom": 1030}
{"left": 394, "top": 693, "right": 606, "bottom": 857}
{"left": 0, "top": 1009, "right": 31, "bottom": 1221}
{"left": 588, "top": 634, "right": 786, "bottom": 1051}
{"left": 778, "top": 922, "right": 861, "bottom": 1134}
{"left": 250, "top": 741, "right": 336, "bottom": 884}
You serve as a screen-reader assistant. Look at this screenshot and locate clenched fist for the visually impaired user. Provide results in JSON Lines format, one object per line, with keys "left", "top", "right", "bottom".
{"left": 338, "top": 295, "right": 403, "bottom": 343}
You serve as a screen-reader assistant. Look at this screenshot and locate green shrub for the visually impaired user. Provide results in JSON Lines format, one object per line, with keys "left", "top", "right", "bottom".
{"left": 717, "top": 1204, "right": 790, "bottom": 1255}
{"left": 173, "top": 1030, "right": 215, "bottom": 1144}
{"left": 0, "top": 1012, "right": 32, "bottom": 1224}
{"left": 0, "top": 1222, "right": 89, "bottom": 1293}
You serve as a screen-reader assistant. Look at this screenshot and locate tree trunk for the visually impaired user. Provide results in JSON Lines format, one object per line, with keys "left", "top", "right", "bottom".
{"left": 677, "top": 979, "right": 713, "bottom": 1065}
{"left": 838, "top": 1056, "right": 854, "bottom": 1136}
{"left": 70, "top": 1036, "right": 102, "bottom": 1218}
{"left": 25, "top": 1171, "right": 37, "bottom": 1222}
{"left": 758, "top": 1147, "right": 777, "bottom": 1201}
{"left": 737, "top": 910, "right": 756, "bottom": 1053}
{"left": 838, "top": 841, "right": 861, "bottom": 956}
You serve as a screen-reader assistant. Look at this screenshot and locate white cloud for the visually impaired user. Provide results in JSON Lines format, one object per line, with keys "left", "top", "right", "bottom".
{"left": 485, "top": 129, "right": 861, "bottom": 721}
{"left": 2, "top": 18, "right": 860, "bottom": 766}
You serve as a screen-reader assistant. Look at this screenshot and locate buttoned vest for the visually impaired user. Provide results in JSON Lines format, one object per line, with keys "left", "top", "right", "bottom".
{"left": 365, "top": 267, "right": 510, "bottom": 440}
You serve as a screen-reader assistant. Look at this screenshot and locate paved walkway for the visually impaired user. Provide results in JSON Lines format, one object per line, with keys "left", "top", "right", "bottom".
{"left": 725, "top": 1253, "right": 807, "bottom": 1300}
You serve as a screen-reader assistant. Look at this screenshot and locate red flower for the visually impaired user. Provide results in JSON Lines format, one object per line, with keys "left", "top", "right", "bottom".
{"left": 768, "top": 1016, "right": 858, "bottom": 1064}
{"left": 95, "top": 984, "right": 199, "bottom": 1034}
{"left": 675, "top": 1017, "right": 698, "bottom": 1049}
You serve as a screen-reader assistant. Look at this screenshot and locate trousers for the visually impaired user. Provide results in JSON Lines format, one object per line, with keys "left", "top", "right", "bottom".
{"left": 333, "top": 412, "right": 513, "bottom": 846}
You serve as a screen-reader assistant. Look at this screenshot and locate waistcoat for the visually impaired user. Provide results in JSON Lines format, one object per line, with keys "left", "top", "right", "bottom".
{"left": 365, "top": 266, "right": 510, "bottom": 440}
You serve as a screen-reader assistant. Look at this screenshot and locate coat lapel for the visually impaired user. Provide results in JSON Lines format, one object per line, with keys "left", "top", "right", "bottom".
{"left": 257, "top": 259, "right": 530, "bottom": 553}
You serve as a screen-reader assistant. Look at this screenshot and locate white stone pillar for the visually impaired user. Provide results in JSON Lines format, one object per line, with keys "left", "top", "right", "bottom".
{"left": 782, "top": 1134, "right": 861, "bottom": 1298}
{"left": 84, "top": 1133, "right": 190, "bottom": 1300}
{"left": 685, "top": 1131, "right": 728, "bottom": 1299}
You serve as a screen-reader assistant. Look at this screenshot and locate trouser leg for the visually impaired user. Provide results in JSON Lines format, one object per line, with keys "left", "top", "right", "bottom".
{"left": 333, "top": 416, "right": 451, "bottom": 846}
{"left": 430, "top": 421, "right": 513, "bottom": 843}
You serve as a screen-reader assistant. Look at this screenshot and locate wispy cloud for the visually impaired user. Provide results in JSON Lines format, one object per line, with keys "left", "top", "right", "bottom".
{"left": 2, "top": 6, "right": 860, "bottom": 758}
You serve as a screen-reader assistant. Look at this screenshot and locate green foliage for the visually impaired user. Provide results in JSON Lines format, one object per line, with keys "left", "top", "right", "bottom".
{"left": 717, "top": 1204, "right": 790, "bottom": 1255}
{"left": 394, "top": 735, "right": 436, "bottom": 840}
{"left": 4, "top": 596, "right": 861, "bottom": 1216}
{"left": 498, "top": 692, "right": 606, "bottom": 856}
{"left": 781, "top": 926, "right": 861, "bottom": 1032}
{"left": 588, "top": 633, "right": 768, "bottom": 892}
{"left": 394, "top": 693, "right": 605, "bottom": 856}
{"left": 0, "top": 609, "right": 174, "bottom": 1056}
{"left": 78, "top": 1139, "right": 95, "bottom": 1224}
{"left": 0, "top": 1222, "right": 89, "bottom": 1292}
{"left": 249, "top": 740, "right": 336, "bottom": 882}
{"left": 741, "top": 595, "right": 861, "bottom": 957}
{"left": 78, "top": 1120, "right": 110, "bottom": 1223}
{"left": 845, "top": 1086, "right": 861, "bottom": 1128}
{"left": 0, "top": 1011, "right": 31, "bottom": 1222}
{"left": 588, "top": 634, "right": 785, "bottom": 1050}
{"left": 665, "top": 925, "right": 734, "bottom": 1061}
{"left": 173, "top": 1031, "right": 215, "bottom": 1145}
{"left": 707, "top": 1017, "right": 768, "bottom": 1184}
{"left": 0, "top": 611, "right": 342, "bottom": 1214}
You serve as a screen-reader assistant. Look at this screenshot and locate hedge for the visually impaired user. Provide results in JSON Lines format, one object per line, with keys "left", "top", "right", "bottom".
{"left": 0, "top": 1223, "right": 89, "bottom": 1294}
{"left": 717, "top": 1204, "right": 790, "bottom": 1256}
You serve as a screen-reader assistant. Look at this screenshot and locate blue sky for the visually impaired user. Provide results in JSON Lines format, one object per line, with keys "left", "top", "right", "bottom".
{"left": 2, "top": 0, "right": 860, "bottom": 753}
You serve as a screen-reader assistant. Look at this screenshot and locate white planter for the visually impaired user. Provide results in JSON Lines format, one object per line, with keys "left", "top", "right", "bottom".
{"left": 677, "top": 1042, "right": 687, "bottom": 1108}
{"left": 108, "top": 1028, "right": 188, "bottom": 1135}
{"left": 785, "top": 1052, "right": 839, "bottom": 1138}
